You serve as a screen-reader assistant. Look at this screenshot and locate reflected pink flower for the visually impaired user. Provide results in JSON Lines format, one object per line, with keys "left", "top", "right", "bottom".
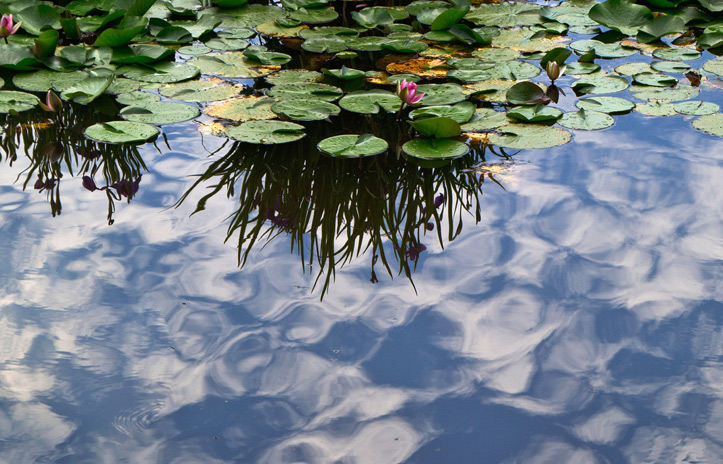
{"left": 396, "top": 80, "right": 425, "bottom": 106}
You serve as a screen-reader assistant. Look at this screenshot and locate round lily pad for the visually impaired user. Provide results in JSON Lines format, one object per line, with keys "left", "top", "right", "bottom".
{"left": 204, "top": 96, "right": 277, "bottom": 121}
{"left": 289, "top": 6, "right": 339, "bottom": 24}
{"left": 464, "top": 79, "right": 517, "bottom": 103}
{"left": 204, "top": 38, "right": 250, "bottom": 51}
{"left": 224, "top": 120, "right": 305, "bottom": 144}
{"left": 576, "top": 96, "right": 635, "bottom": 114}
{"left": 0, "top": 90, "right": 38, "bottom": 113}
{"left": 651, "top": 61, "right": 690, "bottom": 73}
{"left": 409, "top": 101, "right": 476, "bottom": 124}
{"left": 487, "top": 124, "right": 572, "bottom": 149}
{"left": 115, "top": 91, "right": 161, "bottom": 106}
{"left": 673, "top": 101, "right": 720, "bottom": 116}
{"left": 120, "top": 102, "right": 200, "bottom": 124}
{"left": 177, "top": 46, "right": 213, "bottom": 55}
{"left": 265, "top": 69, "right": 323, "bottom": 85}
{"left": 471, "top": 47, "right": 520, "bottom": 61}
{"left": 415, "top": 83, "right": 466, "bottom": 106}
{"left": 632, "top": 72, "right": 677, "bottom": 87}
{"left": 271, "top": 100, "right": 340, "bottom": 121}
{"left": 461, "top": 108, "right": 509, "bottom": 131}
{"left": 635, "top": 102, "right": 677, "bottom": 116}
{"left": 318, "top": 134, "right": 388, "bottom": 158}
{"left": 570, "top": 39, "right": 636, "bottom": 58}
{"left": 84, "top": 121, "right": 159, "bottom": 144}
{"left": 122, "top": 62, "right": 200, "bottom": 83}
{"left": 387, "top": 74, "right": 421, "bottom": 84}
{"left": 160, "top": 78, "right": 241, "bottom": 102}
{"left": 652, "top": 48, "right": 701, "bottom": 61}
{"left": 268, "top": 82, "right": 343, "bottom": 102}
{"left": 614, "top": 62, "right": 653, "bottom": 76}
{"left": 338, "top": 89, "right": 401, "bottom": 114}
{"left": 302, "top": 37, "right": 348, "bottom": 53}
{"left": 572, "top": 76, "right": 629, "bottom": 95}
{"left": 692, "top": 113, "right": 723, "bottom": 136}
{"left": 189, "top": 53, "right": 278, "bottom": 78}
{"left": 402, "top": 138, "right": 468, "bottom": 160}
{"left": 702, "top": 59, "right": 723, "bottom": 77}
{"left": 631, "top": 85, "right": 699, "bottom": 102}
{"left": 507, "top": 105, "right": 563, "bottom": 123}
{"left": 558, "top": 110, "right": 614, "bottom": 130}
{"left": 106, "top": 78, "right": 142, "bottom": 95}
{"left": 13, "top": 69, "right": 88, "bottom": 92}
{"left": 566, "top": 62, "right": 601, "bottom": 75}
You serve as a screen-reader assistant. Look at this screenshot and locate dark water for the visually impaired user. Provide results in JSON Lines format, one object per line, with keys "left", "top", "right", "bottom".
{"left": 1, "top": 103, "right": 722, "bottom": 462}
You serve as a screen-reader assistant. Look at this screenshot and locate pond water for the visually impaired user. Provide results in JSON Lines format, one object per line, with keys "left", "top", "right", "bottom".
{"left": 2, "top": 100, "right": 722, "bottom": 462}
{"left": 2, "top": 0, "right": 723, "bottom": 462}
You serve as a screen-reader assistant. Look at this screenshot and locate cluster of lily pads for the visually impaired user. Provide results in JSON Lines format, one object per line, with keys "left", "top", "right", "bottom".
{"left": 2, "top": 0, "right": 723, "bottom": 161}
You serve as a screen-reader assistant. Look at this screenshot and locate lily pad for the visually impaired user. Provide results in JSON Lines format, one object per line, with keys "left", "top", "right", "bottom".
{"left": 409, "top": 102, "right": 475, "bottom": 123}
{"left": 189, "top": 53, "right": 279, "bottom": 78}
{"left": 572, "top": 75, "right": 629, "bottom": 95}
{"left": 673, "top": 101, "right": 720, "bottom": 116}
{"left": 318, "top": 134, "right": 388, "bottom": 158}
{"left": 632, "top": 72, "right": 677, "bottom": 87}
{"left": 122, "top": 62, "right": 200, "bottom": 84}
{"left": 0, "top": 90, "right": 38, "bottom": 113}
{"left": 464, "top": 79, "right": 516, "bottom": 103}
{"left": 702, "top": 59, "right": 723, "bottom": 77}
{"left": 13, "top": 69, "right": 88, "bottom": 93}
{"left": 635, "top": 101, "right": 677, "bottom": 116}
{"left": 115, "top": 91, "right": 161, "bottom": 106}
{"left": 271, "top": 99, "right": 340, "bottom": 121}
{"left": 302, "top": 37, "right": 348, "bottom": 53}
{"left": 402, "top": 138, "right": 468, "bottom": 160}
{"left": 506, "top": 104, "right": 563, "bottom": 123}
{"left": 224, "top": 120, "right": 305, "bottom": 144}
{"left": 268, "top": 82, "right": 343, "bottom": 102}
{"left": 177, "top": 46, "right": 213, "bottom": 55}
{"left": 410, "top": 116, "right": 461, "bottom": 138}
{"left": 338, "top": 89, "right": 401, "bottom": 114}
{"left": 120, "top": 102, "right": 200, "bottom": 125}
{"left": 204, "top": 96, "right": 277, "bottom": 121}
{"left": 85, "top": 121, "right": 159, "bottom": 144}
{"left": 465, "top": 3, "right": 542, "bottom": 28}
{"left": 652, "top": 48, "right": 701, "bottom": 61}
{"left": 461, "top": 108, "right": 509, "bottom": 131}
{"left": 205, "top": 38, "right": 251, "bottom": 51}
{"left": 415, "top": 83, "right": 466, "bottom": 106}
{"left": 487, "top": 124, "right": 571, "bottom": 149}
{"left": 558, "top": 110, "right": 614, "bottom": 130}
{"left": 614, "top": 62, "right": 653, "bottom": 76}
{"left": 506, "top": 81, "right": 549, "bottom": 105}
{"left": 266, "top": 69, "right": 323, "bottom": 85}
{"left": 588, "top": 0, "right": 652, "bottom": 36}
{"left": 566, "top": 62, "right": 601, "bottom": 75}
{"left": 631, "top": 85, "right": 699, "bottom": 102}
{"left": 471, "top": 48, "right": 520, "bottom": 62}
{"left": 570, "top": 39, "right": 636, "bottom": 59}
{"left": 160, "top": 78, "right": 241, "bottom": 102}
{"left": 691, "top": 112, "right": 723, "bottom": 136}
{"left": 322, "top": 66, "right": 365, "bottom": 80}
{"left": 576, "top": 96, "right": 635, "bottom": 114}
{"left": 650, "top": 61, "right": 690, "bottom": 74}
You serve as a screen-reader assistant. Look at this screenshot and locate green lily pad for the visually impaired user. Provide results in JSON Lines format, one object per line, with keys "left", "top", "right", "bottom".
{"left": 318, "top": 134, "right": 388, "bottom": 158}
{"left": 12, "top": 69, "right": 88, "bottom": 93}
{"left": 177, "top": 46, "right": 213, "bottom": 55}
{"left": 572, "top": 75, "right": 629, "bottom": 95}
{"left": 652, "top": 48, "right": 701, "bottom": 61}
{"left": 691, "top": 112, "right": 723, "bottom": 136}
{"left": 105, "top": 78, "right": 142, "bottom": 95}
{"left": 410, "top": 116, "right": 461, "bottom": 138}
{"left": 464, "top": 79, "right": 516, "bottom": 103}
{"left": 415, "top": 83, "right": 466, "bottom": 106}
{"left": 631, "top": 85, "right": 699, "bottom": 102}
{"left": 650, "top": 61, "right": 690, "bottom": 73}
{"left": 635, "top": 101, "right": 677, "bottom": 116}
{"left": 115, "top": 91, "right": 161, "bottom": 106}
{"left": 588, "top": 0, "right": 652, "bottom": 36}
{"left": 702, "top": 59, "right": 723, "bottom": 77}
{"left": 465, "top": 3, "right": 542, "bottom": 28}
{"left": 487, "top": 124, "right": 572, "bottom": 149}
{"left": 299, "top": 27, "right": 360, "bottom": 39}
{"left": 632, "top": 72, "right": 677, "bottom": 87}
{"left": 243, "top": 46, "right": 292, "bottom": 65}
{"left": 409, "top": 101, "right": 476, "bottom": 124}
{"left": 155, "top": 26, "right": 193, "bottom": 45}
{"left": 402, "top": 138, "right": 468, "bottom": 160}
{"left": 122, "top": 62, "right": 200, "bottom": 84}
{"left": 204, "top": 96, "right": 277, "bottom": 121}
{"left": 204, "top": 38, "right": 250, "bottom": 51}
{"left": 338, "top": 89, "right": 401, "bottom": 114}
{"left": 570, "top": 39, "right": 636, "bottom": 59}
{"left": 506, "top": 81, "right": 549, "bottom": 105}
{"left": 0, "top": 90, "right": 38, "bottom": 113}
{"left": 160, "top": 78, "right": 241, "bottom": 102}
{"left": 461, "top": 108, "right": 509, "bottom": 131}
{"left": 558, "top": 110, "right": 614, "bottom": 130}
{"left": 61, "top": 72, "right": 114, "bottom": 104}
{"left": 566, "top": 62, "right": 601, "bottom": 75}
{"left": 382, "top": 40, "right": 429, "bottom": 54}
{"left": 268, "top": 82, "right": 343, "bottom": 102}
{"left": 120, "top": 102, "right": 200, "bottom": 125}
{"left": 576, "top": 96, "right": 635, "bottom": 114}
{"left": 471, "top": 48, "right": 520, "bottom": 62}
{"left": 321, "top": 66, "right": 365, "bottom": 80}
{"left": 387, "top": 74, "right": 421, "bottom": 84}
{"left": 614, "top": 62, "right": 653, "bottom": 76}
{"left": 224, "top": 120, "right": 305, "bottom": 144}
{"left": 673, "top": 101, "right": 720, "bottom": 116}
{"left": 189, "top": 53, "right": 278, "bottom": 78}
{"left": 507, "top": 104, "right": 563, "bottom": 123}
{"left": 345, "top": 36, "right": 387, "bottom": 52}
{"left": 265, "top": 69, "right": 324, "bottom": 85}
{"left": 85, "top": 121, "right": 159, "bottom": 144}
{"left": 271, "top": 99, "right": 340, "bottom": 121}
{"left": 289, "top": 6, "right": 339, "bottom": 24}
{"left": 302, "top": 37, "right": 348, "bottom": 53}
{"left": 209, "top": 4, "right": 285, "bottom": 29}
{"left": 637, "top": 15, "right": 686, "bottom": 44}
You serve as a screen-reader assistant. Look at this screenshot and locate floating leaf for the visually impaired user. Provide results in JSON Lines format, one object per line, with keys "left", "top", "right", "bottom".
{"left": 160, "top": 78, "right": 241, "bottom": 102}
{"left": 588, "top": 0, "right": 652, "bottom": 36}
{"left": 572, "top": 75, "right": 629, "bottom": 95}
{"left": 652, "top": 48, "right": 701, "bottom": 61}
{"left": 0, "top": 90, "right": 38, "bottom": 113}
{"left": 177, "top": 46, "right": 213, "bottom": 55}
{"left": 204, "top": 96, "right": 277, "bottom": 121}
{"left": 115, "top": 91, "right": 161, "bottom": 106}
{"left": 691, "top": 112, "right": 723, "bottom": 136}
{"left": 121, "top": 102, "right": 200, "bottom": 124}
{"left": 558, "top": 109, "right": 614, "bottom": 130}
{"left": 402, "top": 138, "right": 468, "bottom": 160}
{"left": 570, "top": 39, "right": 636, "bottom": 58}
{"left": 268, "top": 82, "right": 343, "bottom": 101}
{"left": 464, "top": 79, "right": 517, "bottom": 103}
{"left": 614, "top": 62, "right": 653, "bottom": 76}
{"left": 506, "top": 81, "right": 549, "bottom": 105}
{"left": 461, "top": 108, "right": 508, "bottom": 131}
{"left": 566, "top": 62, "right": 601, "bottom": 75}
{"left": 410, "top": 116, "right": 461, "bottom": 138}
{"left": 637, "top": 16, "right": 686, "bottom": 44}
{"left": 409, "top": 101, "right": 475, "bottom": 123}
{"left": 506, "top": 104, "right": 562, "bottom": 123}
{"left": 702, "top": 58, "right": 723, "bottom": 77}
{"left": 122, "top": 62, "right": 200, "bottom": 83}
{"left": 271, "top": 99, "right": 340, "bottom": 120}
{"left": 204, "top": 38, "right": 250, "bottom": 51}
{"left": 112, "top": 44, "right": 174, "bottom": 64}
{"left": 338, "top": 89, "right": 401, "bottom": 113}
{"left": 631, "top": 85, "right": 699, "bottom": 102}
{"left": 576, "top": 96, "right": 635, "bottom": 114}
{"left": 635, "top": 101, "right": 677, "bottom": 116}
{"left": 650, "top": 61, "right": 690, "bottom": 73}
{"left": 13, "top": 69, "right": 88, "bottom": 92}
{"left": 465, "top": 3, "right": 542, "bottom": 28}
{"left": 244, "top": 46, "right": 292, "bottom": 65}
{"left": 85, "top": 121, "right": 159, "bottom": 144}
{"left": 318, "top": 134, "right": 388, "bottom": 158}
{"left": 265, "top": 69, "right": 323, "bottom": 85}
{"left": 632, "top": 72, "right": 677, "bottom": 87}
{"left": 415, "top": 83, "right": 466, "bottom": 105}
{"left": 321, "top": 66, "right": 365, "bottom": 80}
{"left": 673, "top": 101, "right": 720, "bottom": 116}
{"left": 224, "top": 120, "right": 305, "bottom": 144}
{"left": 189, "top": 53, "right": 279, "bottom": 78}
{"left": 302, "top": 36, "right": 348, "bottom": 53}
{"left": 487, "top": 124, "right": 571, "bottom": 149}
{"left": 471, "top": 48, "right": 520, "bottom": 62}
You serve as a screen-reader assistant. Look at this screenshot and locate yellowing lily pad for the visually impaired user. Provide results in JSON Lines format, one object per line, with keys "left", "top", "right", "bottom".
{"left": 204, "top": 96, "right": 277, "bottom": 121}
{"left": 487, "top": 124, "right": 572, "bottom": 149}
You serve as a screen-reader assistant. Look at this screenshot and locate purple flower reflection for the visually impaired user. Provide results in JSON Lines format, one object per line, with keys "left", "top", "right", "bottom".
{"left": 434, "top": 193, "right": 445, "bottom": 208}
{"left": 405, "top": 244, "right": 427, "bottom": 261}
{"left": 82, "top": 176, "right": 98, "bottom": 192}
{"left": 110, "top": 176, "right": 141, "bottom": 200}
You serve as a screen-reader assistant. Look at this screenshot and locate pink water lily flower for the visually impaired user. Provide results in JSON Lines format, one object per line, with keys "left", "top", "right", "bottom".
{"left": 0, "top": 14, "right": 22, "bottom": 43}
{"left": 396, "top": 79, "right": 425, "bottom": 106}
{"left": 39, "top": 90, "right": 63, "bottom": 113}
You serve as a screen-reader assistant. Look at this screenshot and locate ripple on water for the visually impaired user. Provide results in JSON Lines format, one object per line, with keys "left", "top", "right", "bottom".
{"left": 111, "top": 402, "right": 163, "bottom": 438}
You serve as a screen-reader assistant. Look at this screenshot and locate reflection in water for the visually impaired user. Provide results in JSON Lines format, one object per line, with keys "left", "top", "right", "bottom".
{"left": 179, "top": 132, "right": 513, "bottom": 296}
{"left": 0, "top": 111, "right": 721, "bottom": 462}
{"left": 1, "top": 101, "right": 149, "bottom": 224}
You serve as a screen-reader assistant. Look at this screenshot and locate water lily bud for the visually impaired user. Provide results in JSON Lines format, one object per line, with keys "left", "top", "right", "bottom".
{"left": 82, "top": 176, "right": 98, "bottom": 192}
{"left": 545, "top": 61, "right": 566, "bottom": 83}
{"left": 39, "top": 90, "right": 63, "bottom": 113}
